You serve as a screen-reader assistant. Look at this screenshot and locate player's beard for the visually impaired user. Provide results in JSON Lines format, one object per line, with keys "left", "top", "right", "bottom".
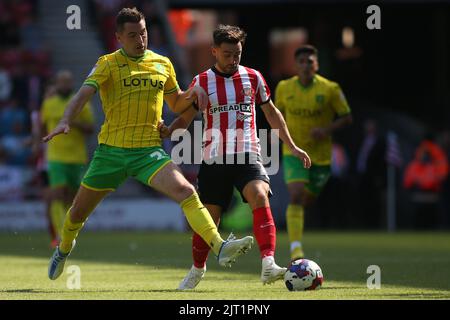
{"left": 227, "top": 64, "right": 238, "bottom": 74}
{"left": 218, "top": 63, "right": 238, "bottom": 75}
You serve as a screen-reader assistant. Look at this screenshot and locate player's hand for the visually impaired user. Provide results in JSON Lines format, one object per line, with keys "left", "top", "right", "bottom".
{"left": 186, "top": 86, "right": 208, "bottom": 111}
{"left": 290, "top": 145, "right": 311, "bottom": 169}
{"left": 157, "top": 120, "right": 171, "bottom": 139}
{"left": 310, "top": 127, "right": 329, "bottom": 140}
{"left": 42, "top": 122, "right": 70, "bottom": 142}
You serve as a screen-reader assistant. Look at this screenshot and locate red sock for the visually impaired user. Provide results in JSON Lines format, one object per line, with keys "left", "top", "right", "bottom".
{"left": 192, "top": 232, "right": 210, "bottom": 268}
{"left": 253, "top": 207, "right": 276, "bottom": 258}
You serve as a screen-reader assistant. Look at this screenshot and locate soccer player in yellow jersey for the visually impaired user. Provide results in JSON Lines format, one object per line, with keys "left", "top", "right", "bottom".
{"left": 45, "top": 7, "right": 253, "bottom": 282}
{"left": 275, "top": 45, "right": 352, "bottom": 260}
{"left": 41, "top": 70, "right": 94, "bottom": 245}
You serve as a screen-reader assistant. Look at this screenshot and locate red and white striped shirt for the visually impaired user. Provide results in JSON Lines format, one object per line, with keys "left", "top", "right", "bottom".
{"left": 190, "top": 65, "right": 271, "bottom": 161}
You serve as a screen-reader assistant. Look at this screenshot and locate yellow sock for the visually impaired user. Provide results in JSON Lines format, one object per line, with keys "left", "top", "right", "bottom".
{"left": 50, "top": 200, "right": 66, "bottom": 238}
{"left": 181, "top": 193, "right": 224, "bottom": 255}
{"left": 64, "top": 203, "right": 71, "bottom": 215}
{"left": 287, "top": 204, "right": 304, "bottom": 258}
{"left": 59, "top": 207, "right": 85, "bottom": 254}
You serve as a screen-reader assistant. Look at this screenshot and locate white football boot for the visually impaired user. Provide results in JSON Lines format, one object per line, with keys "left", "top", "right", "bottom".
{"left": 261, "top": 256, "right": 287, "bottom": 285}
{"left": 217, "top": 232, "right": 254, "bottom": 267}
{"left": 177, "top": 265, "right": 206, "bottom": 290}
{"left": 48, "top": 240, "right": 76, "bottom": 280}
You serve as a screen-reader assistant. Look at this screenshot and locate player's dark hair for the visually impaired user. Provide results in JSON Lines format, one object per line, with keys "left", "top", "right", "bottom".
{"left": 116, "top": 7, "right": 145, "bottom": 32}
{"left": 294, "top": 45, "right": 318, "bottom": 58}
{"left": 213, "top": 25, "right": 247, "bottom": 46}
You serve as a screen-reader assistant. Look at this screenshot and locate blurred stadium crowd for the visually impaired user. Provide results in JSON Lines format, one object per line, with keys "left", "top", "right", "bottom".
{"left": 0, "top": 0, "right": 449, "bottom": 230}
{"left": 0, "top": 0, "right": 50, "bottom": 200}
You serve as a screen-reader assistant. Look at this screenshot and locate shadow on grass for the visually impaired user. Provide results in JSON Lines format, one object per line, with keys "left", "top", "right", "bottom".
{"left": 368, "top": 292, "right": 450, "bottom": 299}
{"left": 317, "top": 287, "right": 363, "bottom": 290}
{"left": 0, "top": 288, "right": 212, "bottom": 294}
{"left": 1, "top": 231, "right": 450, "bottom": 292}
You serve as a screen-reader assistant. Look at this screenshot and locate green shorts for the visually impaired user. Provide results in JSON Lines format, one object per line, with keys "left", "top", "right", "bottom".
{"left": 81, "top": 144, "right": 172, "bottom": 191}
{"left": 283, "top": 155, "right": 331, "bottom": 195}
{"left": 48, "top": 161, "right": 86, "bottom": 190}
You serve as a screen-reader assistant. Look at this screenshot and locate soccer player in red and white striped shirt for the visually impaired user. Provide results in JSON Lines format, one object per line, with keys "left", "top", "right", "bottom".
{"left": 162, "top": 25, "right": 311, "bottom": 289}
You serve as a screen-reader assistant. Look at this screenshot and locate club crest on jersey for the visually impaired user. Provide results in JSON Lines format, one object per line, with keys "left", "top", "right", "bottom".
{"left": 242, "top": 87, "right": 253, "bottom": 97}
{"left": 236, "top": 111, "right": 252, "bottom": 121}
{"left": 316, "top": 94, "right": 325, "bottom": 105}
{"left": 155, "top": 63, "right": 165, "bottom": 74}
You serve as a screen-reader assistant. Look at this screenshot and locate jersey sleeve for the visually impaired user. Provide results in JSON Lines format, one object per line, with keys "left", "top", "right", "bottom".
{"left": 188, "top": 75, "right": 199, "bottom": 89}
{"left": 330, "top": 83, "right": 351, "bottom": 116}
{"left": 164, "top": 59, "right": 180, "bottom": 95}
{"left": 274, "top": 81, "right": 286, "bottom": 113}
{"left": 83, "top": 56, "right": 110, "bottom": 91}
{"left": 255, "top": 70, "right": 271, "bottom": 105}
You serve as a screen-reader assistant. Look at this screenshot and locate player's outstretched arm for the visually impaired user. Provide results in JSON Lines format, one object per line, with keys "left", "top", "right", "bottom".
{"left": 42, "top": 85, "right": 95, "bottom": 142}
{"left": 158, "top": 106, "right": 198, "bottom": 139}
{"left": 261, "top": 99, "right": 311, "bottom": 169}
{"left": 164, "top": 86, "right": 208, "bottom": 114}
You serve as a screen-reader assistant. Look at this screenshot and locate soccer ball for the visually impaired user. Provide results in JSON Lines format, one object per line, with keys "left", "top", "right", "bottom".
{"left": 284, "top": 258, "right": 324, "bottom": 291}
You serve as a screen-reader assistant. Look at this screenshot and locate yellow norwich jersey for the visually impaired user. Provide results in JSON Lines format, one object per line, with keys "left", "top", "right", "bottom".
{"left": 42, "top": 94, "right": 94, "bottom": 164}
{"left": 83, "top": 48, "right": 179, "bottom": 148}
{"left": 275, "top": 74, "right": 351, "bottom": 165}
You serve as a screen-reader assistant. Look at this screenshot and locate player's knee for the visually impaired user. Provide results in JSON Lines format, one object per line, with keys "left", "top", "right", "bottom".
{"left": 288, "top": 191, "right": 302, "bottom": 205}
{"left": 252, "top": 190, "right": 269, "bottom": 207}
{"left": 50, "top": 188, "right": 65, "bottom": 201}
{"left": 301, "top": 193, "right": 316, "bottom": 207}
{"left": 64, "top": 190, "right": 76, "bottom": 205}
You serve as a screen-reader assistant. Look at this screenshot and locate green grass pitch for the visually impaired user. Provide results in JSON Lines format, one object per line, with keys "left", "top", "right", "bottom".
{"left": 0, "top": 231, "right": 449, "bottom": 300}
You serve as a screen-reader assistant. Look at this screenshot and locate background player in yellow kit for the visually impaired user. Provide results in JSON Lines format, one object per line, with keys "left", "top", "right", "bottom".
{"left": 45, "top": 7, "right": 253, "bottom": 282}
{"left": 41, "top": 70, "right": 94, "bottom": 243}
{"left": 275, "top": 45, "right": 352, "bottom": 260}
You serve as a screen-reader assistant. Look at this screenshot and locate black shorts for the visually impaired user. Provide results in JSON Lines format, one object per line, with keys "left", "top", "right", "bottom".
{"left": 197, "top": 153, "right": 272, "bottom": 210}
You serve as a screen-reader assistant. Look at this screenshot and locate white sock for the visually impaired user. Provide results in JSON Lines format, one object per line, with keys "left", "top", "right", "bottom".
{"left": 262, "top": 255, "right": 274, "bottom": 265}
{"left": 290, "top": 241, "right": 302, "bottom": 252}
{"left": 193, "top": 265, "right": 206, "bottom": 271}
